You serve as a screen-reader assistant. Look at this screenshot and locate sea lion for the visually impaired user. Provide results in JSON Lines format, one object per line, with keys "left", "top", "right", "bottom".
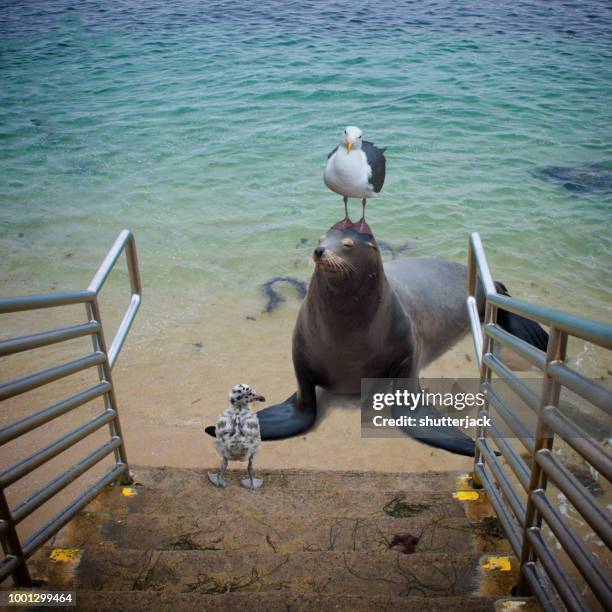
{"left": 206, "top": 225, "right": 547, "bottom": 457}
{"left": 535, "top": 161, "right": 612, "bottom": 194}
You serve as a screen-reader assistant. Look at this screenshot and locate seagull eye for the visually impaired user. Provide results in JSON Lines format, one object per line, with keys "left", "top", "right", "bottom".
{"left": 342, "top": 238, "right": 354, "bottom": 248}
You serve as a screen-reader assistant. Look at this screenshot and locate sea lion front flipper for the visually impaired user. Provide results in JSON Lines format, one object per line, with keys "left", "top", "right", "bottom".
{"left": 205, "top": 364, "right": 316, "bottom": 440}
{"left": 256, "top": 392, "right": 317, "bottom": 440}
{"left": 255, "top": 358, "right": 317, "bottom": 440}
{"left": 204, "top": 392, "right": 317, "bottom": 440}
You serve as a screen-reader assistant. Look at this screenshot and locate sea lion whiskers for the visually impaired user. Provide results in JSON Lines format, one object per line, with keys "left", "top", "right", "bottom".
{"left": 313, "top": 248, "right": 354, "bottom": 276}
{"left": 324, "top": 250, "right": 354, "bottom": 275}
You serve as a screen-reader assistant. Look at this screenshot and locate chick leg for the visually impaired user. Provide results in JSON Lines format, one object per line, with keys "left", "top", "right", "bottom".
{"left": 241, "top": 456, "right": 263, "bottom": 490}
{"left": 208, "top": 457, "right": 228, "bottom": 487}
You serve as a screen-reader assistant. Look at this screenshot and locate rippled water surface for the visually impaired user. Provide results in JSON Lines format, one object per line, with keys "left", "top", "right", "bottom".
{"left": 1, "top": 0, "right": 611, "bottom": 329}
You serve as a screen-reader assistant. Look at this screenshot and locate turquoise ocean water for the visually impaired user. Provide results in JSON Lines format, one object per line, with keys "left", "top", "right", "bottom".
{"left": 1, "top": 1, "right": 611, "bottom": 334}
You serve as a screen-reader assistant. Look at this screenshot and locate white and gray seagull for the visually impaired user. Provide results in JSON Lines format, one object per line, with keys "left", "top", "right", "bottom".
{"left": 324, "top": 125, "right": 386, "bottom": 233}
{"left": 208, "top": 384, "right": 265, "bottom": 490}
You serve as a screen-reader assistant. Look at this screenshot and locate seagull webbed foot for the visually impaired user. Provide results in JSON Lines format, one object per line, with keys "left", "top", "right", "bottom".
{"left": 207, "top": 472, "right": 227, "bottom": 487}
{"left": 241, "top": 477, "right": 263, "bottom": 490}
{"left": 353, "top": 218, "right": 373, "bottom": 235}
{"left": 332, "top": 217, "right": 353, "bottom": 230}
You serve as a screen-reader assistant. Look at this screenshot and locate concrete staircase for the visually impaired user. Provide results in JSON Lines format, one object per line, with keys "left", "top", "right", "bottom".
{"left": 29, "top": 466, "right": 538, "bottom": 611}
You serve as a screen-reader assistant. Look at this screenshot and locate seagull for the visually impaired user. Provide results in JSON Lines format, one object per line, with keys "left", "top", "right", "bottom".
{"left": 207, "top": 384, "right": 265, "bottom": 490}
{"left": 324, "top": 125, "right": 386, "bottom": 234}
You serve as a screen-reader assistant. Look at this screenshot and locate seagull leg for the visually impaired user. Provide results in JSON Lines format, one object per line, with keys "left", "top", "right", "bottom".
{"left": 354, "top": 199, "right": 372, "bottom": 235}
{"left": 208, "top": 457, "right": 228, "bottom": 487}
{"left": 332, "top": 196, "right": 353, "bottom": 230}
{"left": 241, "top": 456, "right": 263, "bottom": 490}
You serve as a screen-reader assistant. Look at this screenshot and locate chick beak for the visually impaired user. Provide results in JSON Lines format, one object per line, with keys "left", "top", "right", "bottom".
{"left": 251, "top": 394, "right": 266, "bottom": 403}
{"left": 346, "top": 140, "right": 353, "bottom": 153}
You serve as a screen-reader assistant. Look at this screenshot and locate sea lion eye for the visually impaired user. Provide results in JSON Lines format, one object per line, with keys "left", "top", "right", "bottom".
{"left": 342, "top": 238, "right": 354, "bottom": 248}
{"left": 319, "top": 234, "right": 326, "bottom": 242}
{"left": 366, "top": 241, "right": 378, "bottom": 250}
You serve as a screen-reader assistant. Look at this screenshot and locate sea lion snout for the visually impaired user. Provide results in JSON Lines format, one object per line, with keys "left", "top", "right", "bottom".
{"left": 313, "top": 246, "right": 325, "bottom": 259}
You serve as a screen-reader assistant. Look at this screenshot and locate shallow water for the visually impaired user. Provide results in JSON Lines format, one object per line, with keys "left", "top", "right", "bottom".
{"left": 1, "top": 0, "right": 611, "bottom": 316}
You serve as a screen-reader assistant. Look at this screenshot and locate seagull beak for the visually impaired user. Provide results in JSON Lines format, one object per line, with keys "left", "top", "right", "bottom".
{"left": 251, "top": 394, "right": 266, "bottom": 403}
{"left": 346, "top": 140, "right": 353, "bottom": 153}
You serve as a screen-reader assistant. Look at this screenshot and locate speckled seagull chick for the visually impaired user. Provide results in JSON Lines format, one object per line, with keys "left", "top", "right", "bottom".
{"left": 324, "top": 125, "right": 386, "bottom": 234}
{"left": 208, "top": 384, "right": 265, "bottom": 490}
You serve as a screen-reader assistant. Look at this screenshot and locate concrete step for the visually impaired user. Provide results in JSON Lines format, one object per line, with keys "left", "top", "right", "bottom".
{"left": 127, "top": 466, "right": 467, "bottom": 494}
{"left": 35, "top": 549, "right": 511, "bottom": 597}
{"left": 52, "top": 510, "right": 509, "bottom": 555}
{"left": 86, "top": 474, "right": 473, "bottom": 521}
{"left": 73, "top": 591, "right": 506, "bottom": 611}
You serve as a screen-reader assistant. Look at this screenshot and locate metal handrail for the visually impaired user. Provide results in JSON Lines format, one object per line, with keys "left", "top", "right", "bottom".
{"left": 0, "top": 229, "right": 141, "bottom": 586}
{"left": 466, "top": 232, "right": 612, "bottom": 612}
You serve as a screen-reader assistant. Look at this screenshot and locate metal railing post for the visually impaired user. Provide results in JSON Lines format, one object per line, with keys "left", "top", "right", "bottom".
{"left": 516, "top": 326, "right": 567, "bottom": 595}
{"left": 468, "top": 233, "right": 498, "bottom": 487}
{"left": 87, "top": 298, "right": 132, "bottom": 485}
{"left": 0, "top": 491, "right": 31, "bottom": 586}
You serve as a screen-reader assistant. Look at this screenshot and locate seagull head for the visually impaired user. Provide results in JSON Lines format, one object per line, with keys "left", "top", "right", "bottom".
{"left": 342, "top": 126, "right": 363, "bottom": 153}
{"left": 229, "top": 384, "right": 266, "bottom": 408}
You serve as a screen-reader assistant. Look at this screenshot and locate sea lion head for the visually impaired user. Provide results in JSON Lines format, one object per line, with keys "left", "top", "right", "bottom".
{"left": 311, "top": 227, "right": 383, "bottom": 291}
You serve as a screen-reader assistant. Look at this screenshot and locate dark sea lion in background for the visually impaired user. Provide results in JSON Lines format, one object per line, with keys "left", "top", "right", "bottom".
{"left": 535, "top": 161, "right": 612, "bottom": 194}
{"left": 206, "top": 224, "right": 548, "bottom": 457}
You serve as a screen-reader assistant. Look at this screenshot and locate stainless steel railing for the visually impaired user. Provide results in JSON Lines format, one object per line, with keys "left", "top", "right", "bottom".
{"left": 467, "top": 232, "right": 612, "bottom": 611}
{"left": 0, "top": 229, "right": 141, "bottom": 586}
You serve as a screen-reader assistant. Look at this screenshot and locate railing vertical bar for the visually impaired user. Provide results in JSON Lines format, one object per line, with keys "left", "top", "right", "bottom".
{"left": 87, "top": 298, "right": 132, "bottom": 484}
{"left": 516, "top": 327, "right": 567, "bottom": 595}
{"left": 473, "top": 296, "right": 496, "bottom": 484}
{"left": 0, "top": 490, "right": 31, "bottom": 586}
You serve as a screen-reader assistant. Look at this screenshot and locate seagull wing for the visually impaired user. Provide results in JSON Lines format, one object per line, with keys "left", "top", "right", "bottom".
{"left": 362, "top": 141, "right": 386, "bottom": 193}
{"left": 215, "top": 410, "right": 235, "bottom": 440}
{"left": 327, "top": 145, "right": 339, "bottom": 159}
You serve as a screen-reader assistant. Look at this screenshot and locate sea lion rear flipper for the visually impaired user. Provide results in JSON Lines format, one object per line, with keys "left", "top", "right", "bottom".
{"left": 391, "top": 403, "right": 476, "bottom": 458}
{"left": 256, "top": 393, "right": 317, "bottom": 440}
{"left": 493, "top": 281, "right": 549, "bottom": 351}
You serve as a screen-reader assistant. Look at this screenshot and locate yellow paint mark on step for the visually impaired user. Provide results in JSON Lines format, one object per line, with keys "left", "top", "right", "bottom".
{"left": 482, "top": 556, "right": 512, "bottom": 572}
{"left": 49, "top": 549, "right": 80, "bottom": 562}
{"left": 453, "top": 490, "right": 480, "bottom": 501}
{"left": 456, "top": 473, "right": 472, "bottom": 489}
{"left": 496, "top": 601, "right": 528, "bottom": 611}
{"left": 121, "top": 487, "right": 137, "bottom": 497}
